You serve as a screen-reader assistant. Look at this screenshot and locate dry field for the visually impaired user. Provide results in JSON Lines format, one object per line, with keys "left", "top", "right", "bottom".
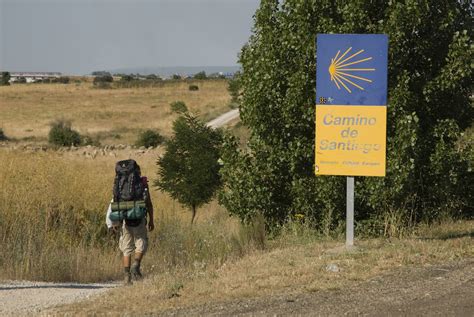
{"left": 0, "top": 80, "right": 230, "bottom": 144}
{"left": 52, "top": 220, "right": 473, "bottom": 315}
{"left": 0, "top": 81, "right": 472, "bottom": 315}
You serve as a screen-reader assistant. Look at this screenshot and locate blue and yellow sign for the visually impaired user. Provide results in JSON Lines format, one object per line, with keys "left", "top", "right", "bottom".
{"left": 316, "top": 34, "right": 388, "bottom": 106}
{"left": 315, "top": 34, "right": 388, "bottom": 177}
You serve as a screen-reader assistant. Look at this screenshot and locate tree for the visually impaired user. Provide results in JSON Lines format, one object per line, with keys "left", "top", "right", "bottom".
{"left": 194, "top": 71, "right": 207, "bottom": 80}
{"left": 227, "top": 71, "right": 241, "bottom": 107}
{"left": 219, "top": 0, "right": 473, "bottom": 231}
{"left": 155, "top": 113, "right": 223, "bottom": 224}
{"left": 0, "top": 72, "right": 11, "bottom": 86}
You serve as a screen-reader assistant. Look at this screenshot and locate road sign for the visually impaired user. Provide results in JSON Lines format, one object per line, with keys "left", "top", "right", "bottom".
{"left": 315, "top": 34, "right": 388, "bottom": 177}
{"left": 315, "top": 34, "right": 388, "bottom": 248}
{"left": 316, "top": 34, "right": 388, "bottom": 106}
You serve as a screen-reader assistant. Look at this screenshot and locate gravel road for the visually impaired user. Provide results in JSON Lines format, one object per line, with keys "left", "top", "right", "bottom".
{"left": 0, "top": 280, "right": 117, "bottom": 316}
{"left": 206, "top": 109, "right": 240, "bottom": 129}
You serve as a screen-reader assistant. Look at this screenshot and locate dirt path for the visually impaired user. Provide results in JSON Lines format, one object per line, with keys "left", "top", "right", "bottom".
{"left": 162, "top": 259, "right": 474, "bottom": 316}
{"left": 206, "top": 109, "right": 240, "bottom": 128}
{"left": 2, "top": 260, "right": 472, "bottom": 316}
{"left": 0, "top": 281, "right": 117, "bottom": 316}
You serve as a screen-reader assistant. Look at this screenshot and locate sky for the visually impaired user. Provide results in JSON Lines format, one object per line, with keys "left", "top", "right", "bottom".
{"left": 0, "top": 0, "right": 259, "bottom": 75}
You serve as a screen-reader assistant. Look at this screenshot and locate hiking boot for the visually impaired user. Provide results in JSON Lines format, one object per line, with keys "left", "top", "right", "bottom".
{"left": 131, "top": 263, "right": 143, "bottom": 280}
{"left": 124, "top": 272, "right": 132, "bottom": 285}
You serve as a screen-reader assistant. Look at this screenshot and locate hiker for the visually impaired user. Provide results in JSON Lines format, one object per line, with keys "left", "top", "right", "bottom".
{"left": 119, "top": 175, "right": 154, "bottom": 284}
{"left": 106, "top": 160, "right": 154, "bottom": 284}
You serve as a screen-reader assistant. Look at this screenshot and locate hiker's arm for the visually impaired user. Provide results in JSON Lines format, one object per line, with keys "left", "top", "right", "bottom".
{"left": 146, "top": 193, "right": 154, "bottom": 231}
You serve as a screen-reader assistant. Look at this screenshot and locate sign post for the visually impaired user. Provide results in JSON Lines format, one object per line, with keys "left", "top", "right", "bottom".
{"left": 315, "top": 34, "right": 388, "bottom": 248}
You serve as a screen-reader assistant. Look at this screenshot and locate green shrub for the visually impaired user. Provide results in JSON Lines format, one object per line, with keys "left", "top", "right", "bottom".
{"left": 48, "top": 120, "right": 81, "bottom": 146}
{"left": 0, "top": 72, "right": 11, "bottom": 86}
{"left": 193, "top": 71, "right": 207, "bottom": 80}
{"left": 0, "top": 128, "right": 8, "bottom": 141}
{"left": 93, "top": 73, "right": 113, "bottom": 86}
{"left": 170, "top": 101, "right": 188, "bottom": 113}
{"left": 188, "top": 84, "right": 199, "bottom": 91}
{"left": 136, "top": 129, "right": 164, "bottom": 148}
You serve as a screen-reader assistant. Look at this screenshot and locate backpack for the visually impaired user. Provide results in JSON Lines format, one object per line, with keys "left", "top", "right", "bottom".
{"left": 113, "top": 159, "right": 144, "bottom": 202}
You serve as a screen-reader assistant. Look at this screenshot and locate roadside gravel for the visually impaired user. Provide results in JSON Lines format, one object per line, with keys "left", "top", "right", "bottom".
{"left": 0, "top": 280, "right": 118, "bottom": 316}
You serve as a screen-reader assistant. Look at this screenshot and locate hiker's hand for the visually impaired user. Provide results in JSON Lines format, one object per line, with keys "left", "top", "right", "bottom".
{"left": 148, "top": 221, "right": 155, "bottom": 232}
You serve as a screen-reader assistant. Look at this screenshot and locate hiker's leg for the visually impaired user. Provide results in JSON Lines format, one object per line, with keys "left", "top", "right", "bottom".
{"left": 131, "top": 219, "right": 148, "bottom": 279}
{"left": 123, "top": 255, "right": 131, "bottom": 267}
{"left": 119, "top": 224, "right": 134, "bottom": 284}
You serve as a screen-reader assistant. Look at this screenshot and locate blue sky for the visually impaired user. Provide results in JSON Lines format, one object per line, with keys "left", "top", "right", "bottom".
{"left": 0, "top": 0, "right": 259, "bottom": 74}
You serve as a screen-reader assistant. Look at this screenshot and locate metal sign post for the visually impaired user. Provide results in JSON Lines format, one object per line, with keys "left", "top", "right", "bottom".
{"left": 346, "top": 177, "right": 354, "bottom": 247}
{"left": 315, "top": 34, "right": 388, "bottom": 248}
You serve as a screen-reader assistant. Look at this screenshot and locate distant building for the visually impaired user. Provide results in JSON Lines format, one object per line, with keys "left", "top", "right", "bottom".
{"left": 9, "top": 72, "right": 62, "bottom": 83}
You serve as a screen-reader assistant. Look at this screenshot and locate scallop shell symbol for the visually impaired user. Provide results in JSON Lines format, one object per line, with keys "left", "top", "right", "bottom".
{"left": 328, "top": 47, "right": 375, "bottom": 93}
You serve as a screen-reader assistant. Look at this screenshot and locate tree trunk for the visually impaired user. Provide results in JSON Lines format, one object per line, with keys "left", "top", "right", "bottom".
{"left": 191, "top": 205, "right": 196, "bottom": 225}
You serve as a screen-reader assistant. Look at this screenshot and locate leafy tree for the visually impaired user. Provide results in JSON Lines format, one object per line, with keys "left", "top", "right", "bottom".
{"left": 0, "top": 72, "right": 11, "bottom": 86}
{"left": 194, "top": 71, "right": 207, "bottom": 80}
{"left": 171, "top": 74, "right": 182, "bottom": 80}
{"left": 155, "top": 113, "right": 223, "bottom": 224}
{"left": 219, "top": 0, "right": 473, "bottom": 231}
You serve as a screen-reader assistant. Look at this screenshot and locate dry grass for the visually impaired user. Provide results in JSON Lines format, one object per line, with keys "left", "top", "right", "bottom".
{"left": 0, "top": 80, "right": 230, "bottom": 144}
{"left": 55, "top": 220, "right": 473, "bottom": 315}
{"left": 0, "top": 149, "right": 251, "bottom": 283}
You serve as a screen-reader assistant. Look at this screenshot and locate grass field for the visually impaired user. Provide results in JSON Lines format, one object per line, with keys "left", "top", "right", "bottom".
{"left": 0, "top": 81, "right": 472, "bottom": 315}
{"left": 0, "top": 80, "right": 231, "bottom": 144}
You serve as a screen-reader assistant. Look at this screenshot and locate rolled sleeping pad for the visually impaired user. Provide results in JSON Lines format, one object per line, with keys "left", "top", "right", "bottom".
{"left": 111, "top": 200, "right": 146, "bottom": 211}
{"left": 109, "top": 206, "right": 147, "bottom": 221}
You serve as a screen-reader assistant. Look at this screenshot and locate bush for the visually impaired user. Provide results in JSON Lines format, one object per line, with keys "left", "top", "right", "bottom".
{"left": 0, "top": 72, "right": 11, "bottom": 86}
{"left": 0, "top": 128, "right": 8, "bottom": 141}
{"left": 171, "top": 74, "right": 182, "bottom": 80}
{"left": 93, "top": 73, "right": 113, "bottom": 86}
{"left": 136, "top": 129, "right": 164, "bottom": 148}
{"left": 170, "top": 101, "right": 188, "bottom": 113}
{"left": 57, "top": 77, "right": 70, "bottom": 84}
{"left": 16, "top": 77, "right": 27, "bottom": 84}
{"left": 194, "top": 71, "right": 207, "bottom": 80}
{"left": 48, "top": 120, "right": 81, "bottom": 146}
{"left": 188, "top": 84, "right": 199, "bottom": 91}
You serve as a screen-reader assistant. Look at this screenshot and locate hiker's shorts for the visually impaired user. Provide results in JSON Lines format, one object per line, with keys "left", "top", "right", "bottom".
{"left": 119, "top": 218, "right": 148, "bottom": 256}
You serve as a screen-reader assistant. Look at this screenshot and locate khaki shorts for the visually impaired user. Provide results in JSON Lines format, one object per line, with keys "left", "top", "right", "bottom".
{"left": 119, "top": 218, "right": 148, "bottom": 256}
